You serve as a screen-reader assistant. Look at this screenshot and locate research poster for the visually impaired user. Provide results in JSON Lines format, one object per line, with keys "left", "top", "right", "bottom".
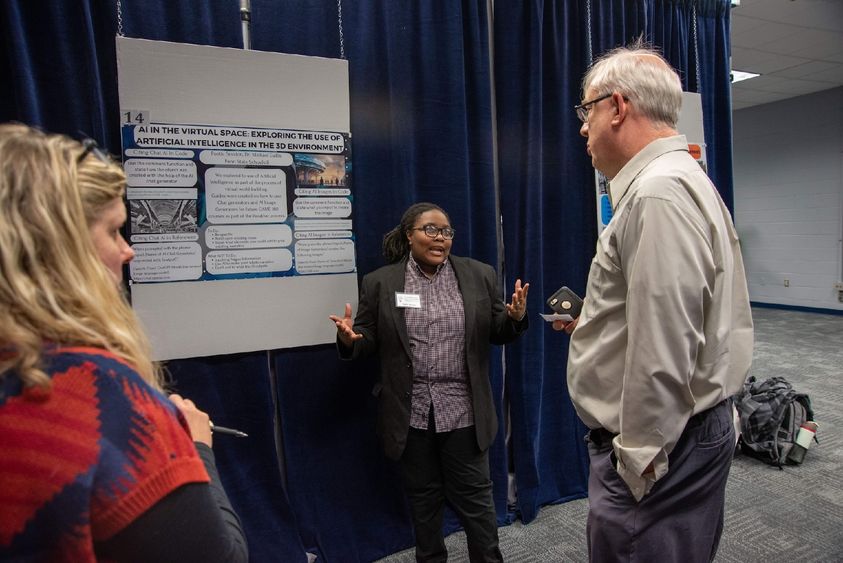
{"left": 117, "top": 37, "right": 358, "bottom": 360}
{"left": 122, "top": 124, "right": 352, "bottom": 283}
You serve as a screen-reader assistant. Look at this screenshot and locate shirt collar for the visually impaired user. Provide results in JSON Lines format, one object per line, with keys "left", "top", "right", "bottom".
{"left": 608, "top": 135, "right": 689, "bottom": 211}
{"left": 408, "top": 253, "right": 448, "bottom": 278}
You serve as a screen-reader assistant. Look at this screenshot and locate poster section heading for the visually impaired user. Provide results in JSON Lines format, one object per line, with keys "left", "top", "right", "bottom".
{"left": 122, "top": 123, "right": 355, "bottom": 284}
{"left": 133, "top": 124, "right": 346, "bottom": 153}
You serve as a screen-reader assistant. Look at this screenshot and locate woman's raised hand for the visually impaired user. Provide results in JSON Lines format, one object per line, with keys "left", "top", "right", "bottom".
{"left": 506, "top": 279, "right": 530, "bottom": 321}
{"left": 329, "top": 303, "right": 363, "bottom": 347}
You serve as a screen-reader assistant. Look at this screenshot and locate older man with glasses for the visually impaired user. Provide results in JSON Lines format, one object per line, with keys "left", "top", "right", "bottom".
{"left": 553, "top": 43, "right": 753, "bottom": 562}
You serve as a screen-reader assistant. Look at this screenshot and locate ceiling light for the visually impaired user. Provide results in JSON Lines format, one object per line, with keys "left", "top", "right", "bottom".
{"left": 731, "top": 70, "right": 760, "bottom": 83}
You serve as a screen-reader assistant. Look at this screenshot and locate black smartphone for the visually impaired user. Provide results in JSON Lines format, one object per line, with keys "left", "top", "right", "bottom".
{"left": 546, "top": 286, "right": 583, "bottom": 318}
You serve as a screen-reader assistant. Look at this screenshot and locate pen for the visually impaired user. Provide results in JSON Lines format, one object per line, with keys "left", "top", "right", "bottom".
{"left": 209, "top": 420, "right": 249, "bottom": 438}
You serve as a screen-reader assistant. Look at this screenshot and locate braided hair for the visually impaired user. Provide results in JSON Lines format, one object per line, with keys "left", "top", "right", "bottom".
{"left": 381, "top": 202, "right": 448, "bottom": 263}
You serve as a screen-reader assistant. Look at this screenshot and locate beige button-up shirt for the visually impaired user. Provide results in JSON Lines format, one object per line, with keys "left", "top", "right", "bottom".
{"left": 567, "top": 135, "right": 754, "bottom": 501}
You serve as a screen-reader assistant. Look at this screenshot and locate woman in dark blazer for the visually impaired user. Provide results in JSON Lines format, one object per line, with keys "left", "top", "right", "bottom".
{"left": 330, "top": 202, "right": 529, "bottom": 562}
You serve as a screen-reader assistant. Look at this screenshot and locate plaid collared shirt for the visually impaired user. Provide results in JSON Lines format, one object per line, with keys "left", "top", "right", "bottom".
{"left": 404, "top": 256, "right": 473, "bottom": 432}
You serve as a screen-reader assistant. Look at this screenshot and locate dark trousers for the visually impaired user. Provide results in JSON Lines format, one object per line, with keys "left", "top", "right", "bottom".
{"left": 399, "top": 422, "right": 502, "bottom": 563}
{"left": 586, "top": 400, "right": 735, "bottom": 563}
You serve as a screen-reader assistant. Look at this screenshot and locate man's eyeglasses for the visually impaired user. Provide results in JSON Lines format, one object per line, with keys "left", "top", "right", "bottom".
{"left": 76, "top": 137, "right": 111, "bottom": 164}
{"left": 574, "top": 93, "right": 613, "bottom": 123}
{"left": 412, "top": 224, "right": 456, "bottom": 240}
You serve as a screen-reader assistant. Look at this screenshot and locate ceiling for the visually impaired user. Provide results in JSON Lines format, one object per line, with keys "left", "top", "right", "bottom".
{"left": 729, "top": 0, "right": 843, "bottom": 110}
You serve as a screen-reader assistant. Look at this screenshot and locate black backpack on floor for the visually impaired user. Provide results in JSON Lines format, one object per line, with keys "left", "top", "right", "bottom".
{"left": 735, "top": 376, "right": 814, "bottom": 467}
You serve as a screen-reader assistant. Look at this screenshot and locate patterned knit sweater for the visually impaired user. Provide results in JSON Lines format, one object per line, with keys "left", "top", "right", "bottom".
{"left": 0, "top": 347, "right": 210, "bottom": 561}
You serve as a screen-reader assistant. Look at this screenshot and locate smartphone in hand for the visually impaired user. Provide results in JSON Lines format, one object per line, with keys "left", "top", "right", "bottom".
{"left": 546, "top": 286, "right": 583, "bottom": 319}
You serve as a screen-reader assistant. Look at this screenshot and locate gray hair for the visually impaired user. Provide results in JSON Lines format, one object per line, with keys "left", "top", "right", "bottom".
{"left": 582, "top": 42, "right": 683, "bottom": 129}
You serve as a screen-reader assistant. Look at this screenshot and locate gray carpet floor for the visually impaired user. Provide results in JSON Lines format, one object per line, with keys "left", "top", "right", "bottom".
{"left": 377, "top": 307, "right": 843, "bottom": 562}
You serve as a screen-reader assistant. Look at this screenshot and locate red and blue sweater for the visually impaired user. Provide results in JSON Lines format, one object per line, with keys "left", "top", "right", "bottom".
{"left": 0, "top": 347, "right": 209, "bottom": 561}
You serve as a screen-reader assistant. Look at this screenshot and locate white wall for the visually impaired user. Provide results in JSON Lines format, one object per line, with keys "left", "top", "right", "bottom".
{"left": 733, "top": 86, "right": 843, "bottom": 311}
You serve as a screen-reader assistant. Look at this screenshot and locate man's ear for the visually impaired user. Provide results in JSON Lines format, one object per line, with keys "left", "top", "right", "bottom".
{"left": 610, "top": 92, "right": 628, "bottom": 126}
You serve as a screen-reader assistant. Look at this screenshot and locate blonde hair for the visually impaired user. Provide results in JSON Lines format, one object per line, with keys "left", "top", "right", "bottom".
{"left": 0, "top": 123, "right": 163, "bottom": 390}
{"left": 77, "top": 141, "right": 129, "bottom": 223}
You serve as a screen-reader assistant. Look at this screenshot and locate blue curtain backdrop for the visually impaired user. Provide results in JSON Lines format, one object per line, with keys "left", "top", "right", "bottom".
{"left": 0, "top": 0, "right": 733, "bottom": 560}
{"left": 493, "top": 1, "right": 594, "bottom": 524}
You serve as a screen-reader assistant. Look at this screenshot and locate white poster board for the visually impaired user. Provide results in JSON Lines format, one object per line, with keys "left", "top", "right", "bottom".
{"left": 117, "top": 37, "right": 357, "bottom": 360}
{"left": 595, "top": 91, "right": 708, "bottom": 233}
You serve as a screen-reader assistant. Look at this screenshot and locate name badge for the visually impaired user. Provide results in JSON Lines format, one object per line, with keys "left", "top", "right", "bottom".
{"left": 395, "top": 292, "right": 421, "bottom": 308}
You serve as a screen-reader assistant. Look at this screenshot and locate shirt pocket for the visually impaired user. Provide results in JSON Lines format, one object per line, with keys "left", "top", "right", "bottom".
{"left": 585, "top": 229, "right": 623, "bottom": 304}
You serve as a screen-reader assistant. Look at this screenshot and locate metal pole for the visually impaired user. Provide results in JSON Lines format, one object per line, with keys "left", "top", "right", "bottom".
{"left": 240, "top": 0, "right": 251, "bottom": 50}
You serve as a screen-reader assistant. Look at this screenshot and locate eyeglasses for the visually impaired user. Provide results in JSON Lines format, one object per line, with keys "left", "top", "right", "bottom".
{"left": 412, "top": 224, "right": 456, "bottom": 240}
{"left": 574, "top": 93, "right": 613, "bottom": 123}
{"left": 76, "top": 137, "right": 111, "bottom": 164}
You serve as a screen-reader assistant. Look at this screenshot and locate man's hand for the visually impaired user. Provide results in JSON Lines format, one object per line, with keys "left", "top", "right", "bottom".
{"left": 552, "top": 316, "right": 579, "bottom": 334}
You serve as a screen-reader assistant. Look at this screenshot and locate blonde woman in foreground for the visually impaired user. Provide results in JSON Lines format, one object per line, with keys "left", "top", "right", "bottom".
{"left": 0, "top": 123, "right": 247, "bottom": 562}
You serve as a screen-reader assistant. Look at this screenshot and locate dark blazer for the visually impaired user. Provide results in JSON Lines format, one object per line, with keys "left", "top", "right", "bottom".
{"left": 340, "top": 254, "right": 528, "bottom": 460}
